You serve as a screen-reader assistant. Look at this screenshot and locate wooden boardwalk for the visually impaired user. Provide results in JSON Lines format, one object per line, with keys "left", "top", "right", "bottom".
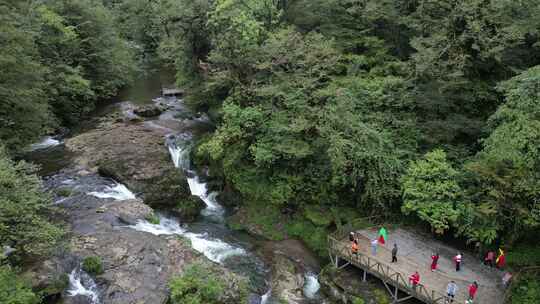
{"left": 328, "top": 227, "right": 505, "bottom": 304}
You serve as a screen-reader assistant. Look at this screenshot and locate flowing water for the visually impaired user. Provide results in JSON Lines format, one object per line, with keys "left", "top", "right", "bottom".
{"left": 67, "top": 267, "right": 101, "bottom": 303}
{"left": 88, "top": 183, "right": 137, "bottom": 201}
{"left": 29, "top": 136, "right": 62, "bottom": 151}
{"left": 26, "top": 69, "right": 321, "bottom": 303}
{"left": 303, "top": 272, "right": 321, "bottom": 299}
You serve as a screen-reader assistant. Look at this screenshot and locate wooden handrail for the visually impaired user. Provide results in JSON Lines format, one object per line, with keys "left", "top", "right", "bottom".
{"left": 328, "top": 234, "right": 451, "bottom": 304}
{"left": 503, "top": 266, "right": 540, "bottom": 303}
{"left": 332, "top": 216, "right": 382, "bottom": 239}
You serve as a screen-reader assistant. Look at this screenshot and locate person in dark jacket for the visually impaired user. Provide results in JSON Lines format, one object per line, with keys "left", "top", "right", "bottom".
{"left": 391, "top": 243, "right": 398, "bottom": 263}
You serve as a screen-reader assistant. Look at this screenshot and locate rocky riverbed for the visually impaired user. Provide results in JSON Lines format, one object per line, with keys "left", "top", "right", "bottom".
{"left": 25, "top": 93, "right": 329, "bottom": 304}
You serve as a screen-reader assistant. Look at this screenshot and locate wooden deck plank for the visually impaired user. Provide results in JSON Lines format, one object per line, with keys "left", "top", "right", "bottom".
{"left": 329, "top": 227, "right": 505, "bottom": 304}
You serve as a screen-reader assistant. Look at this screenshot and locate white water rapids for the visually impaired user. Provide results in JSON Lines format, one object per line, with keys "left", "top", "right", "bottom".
{"left": 303, "top": 272, "right": 321, "bottom": 299}
{"left": 131, "top": 214, "right": 245, "bottom": 263}
{"left": 67, "top": 268, "right": 100, "bottom": 303}
{"left": 169, "top": 143, "right": 224, "bottom": 218}
{"left": 89, "top": 183, "right": 136, "bottom": 201}
{"left": 188, "top": 175, "right": 224, "bottom": 219}
{"left": 168, "top": 143, "right": 190, "bottom": 169}
{"left": 29, "top": 136, "right": 61, "bottom": 151}
{"left": 129, "top": 143, "right": 246, "bottom": 263}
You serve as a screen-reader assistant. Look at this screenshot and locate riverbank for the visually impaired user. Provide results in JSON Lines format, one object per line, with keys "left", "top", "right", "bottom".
{"left": 25, "top": 86, "right": 326, "bottom": 303}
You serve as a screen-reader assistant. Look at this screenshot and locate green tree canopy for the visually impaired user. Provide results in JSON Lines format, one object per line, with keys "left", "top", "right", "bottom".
{"left": 0, "top": 147, "right": 63, "bottom": 258}
{"left": 401, "top": 149, "right": 463, "bottom": 234}
{"left": 0, "top": 266, "right": 39, "bottom": 304}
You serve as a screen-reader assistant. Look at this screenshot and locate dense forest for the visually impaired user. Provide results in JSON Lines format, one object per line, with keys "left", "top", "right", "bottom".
{"left": 1, "top": 0, "right": 540, "bottom": 303}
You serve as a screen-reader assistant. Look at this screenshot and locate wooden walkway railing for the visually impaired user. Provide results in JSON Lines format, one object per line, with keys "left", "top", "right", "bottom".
{"left": 328, "top": 234, "right": 452, "bottom": 304}
{"left": 503, "top": 266, "right": 540, "bottom": 303}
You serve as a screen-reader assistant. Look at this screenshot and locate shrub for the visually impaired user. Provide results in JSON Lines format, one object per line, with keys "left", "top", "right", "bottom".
{"left": 373, "top": 288, "right": 390, "bottom": 304}
{"left": 169, "top": 264, "right": 224, "bottom": 304}
{"left": 82, "top": 256, "right": 104, "bottom": 275}
{"left": 353, "top": 297, "right": 365, "bottom": 304}
{"left": 0, "top": 147, "right": 63, "bottom": 258}
{"left": 507, "top": 244, "right": 540, "bottom": 269}
{"left": 304, "top": 205, "right": 333, "bottom": 227}
{"left": 511, "top": 275, "right": 540, "bottom": 304}
{"left": 145, "top": 212, "right": 160, "bottom": 225}
{"left": 0, "top": 266, "right": 40, "bottom": 304}
{"left": 286, "top": 218, "right": 327, "bottom": 257}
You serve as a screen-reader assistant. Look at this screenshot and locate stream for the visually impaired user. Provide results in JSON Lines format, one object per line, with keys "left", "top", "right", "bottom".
{"left": 26, "top": 70, "right": 323, "bottom": 304}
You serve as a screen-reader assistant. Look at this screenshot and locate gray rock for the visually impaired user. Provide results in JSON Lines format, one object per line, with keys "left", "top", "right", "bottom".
{"left": 319, "top": 265, "right": 383, "bottom": 304}
{"left": 38, "top": 172, "right": 248, "bottom": 304}
{"left": 270, "top": 254, "right": 305, "bottom": 304}
{"left": 62, "top": 295, "right": 92, "bottom": 304}
{"left": 133, "top": 105, "right": 163, "bottom": 117}
{"left": 66, "top": 121, "right": 194, "bottom": 209}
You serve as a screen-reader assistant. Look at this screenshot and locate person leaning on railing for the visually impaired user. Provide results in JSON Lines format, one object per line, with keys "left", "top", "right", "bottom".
{"left": 351, "top": 239, "right": 359, "bottom": 255}
{"left": 409, "top": 271, "right": 420, "bottom": 289}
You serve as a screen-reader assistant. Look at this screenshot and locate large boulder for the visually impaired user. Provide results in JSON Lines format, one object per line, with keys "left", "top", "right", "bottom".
{"left": 66, "top": 120, "right": 195, "bottom": 214}
{"left": 22, "top": 256, "right": 74, "bottom": 300}
{"left": 170, "top": 195, "right": 206, "bottom": 221}
{"left": 319, "top": 265, "right": 390, "bottom": 304}
{"left": 133, "top": 105, "right": 163, "bottom": 118}
{"left": 269, "top": 254, "right": 305, "bottom": 303}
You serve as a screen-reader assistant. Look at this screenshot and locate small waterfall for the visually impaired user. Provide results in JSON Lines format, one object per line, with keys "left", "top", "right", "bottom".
{"left": 167, "top": 135, "right": 192, "bottom": 170}
{"left": 184, "top": 231, "right": 246, "bottom": 263}
{"left": 88, "top": 183, "right": 136, "bottom": 201}
{"left": 131, "top": 215, "right": 186, "bottom": 235}
{"left": 303, "top": 272, "right": 321, "bottom": 299}
{"left": 260, "top": 289, "right": 272, "bottom": 304}
{"left": 168, "top": 144, "right": 190, "bottom": 170}
{"left": 187, "top": 175, "right": 224, "bottom": 219}
{"left": 167, "top": 138, "right": 224, "bottom": 219}
{"left": 29, "top": 136, "right": 61, "bottom": 151}
{"left": 130, "top": 214, "right": 246, "bottom": 264}
{"left": 67, "top": 268, "right": 100, "bottom": 303}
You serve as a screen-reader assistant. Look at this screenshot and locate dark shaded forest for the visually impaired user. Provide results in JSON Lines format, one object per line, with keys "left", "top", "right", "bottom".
{"left": 1, "top": 0, "right": 540, "bottom": 303}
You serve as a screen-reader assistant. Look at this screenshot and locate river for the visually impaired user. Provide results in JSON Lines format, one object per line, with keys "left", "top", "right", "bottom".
{"left": 26, "top": 70, "right": 323, "bottom": 304}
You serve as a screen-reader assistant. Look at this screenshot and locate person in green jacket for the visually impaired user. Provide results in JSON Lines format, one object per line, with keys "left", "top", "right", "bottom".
{"left": 378, "top": 227, "right": 387, "bottom": 245}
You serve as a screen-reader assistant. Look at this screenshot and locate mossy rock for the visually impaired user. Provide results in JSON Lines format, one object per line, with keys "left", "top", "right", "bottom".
{"left": 227, "top": 205, "right": 287, "bottom": 241}
{"left": 171, "top": 195, "right": 205, "bottom": 222}
{"left": 39, "top": 273, "right": 69, "bottom": 297}
{"left": 141, "top": 169, "right": 192, "bottom": 207}
{"left": 56, "top": 187, "right": 73, "bottom": 197}
{"left": 304, "top": 205, "right": 333, "bottom": 227}
{"left": 82, "top": 256, "right": 104, "bottom": 276}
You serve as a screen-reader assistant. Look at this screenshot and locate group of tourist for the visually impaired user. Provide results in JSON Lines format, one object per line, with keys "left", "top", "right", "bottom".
{"left": 348, "top": 228, "right": 508, "bottom": 304}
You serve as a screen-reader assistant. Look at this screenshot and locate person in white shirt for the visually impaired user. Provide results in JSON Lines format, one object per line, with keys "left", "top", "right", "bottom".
{"left": 446, "top": 280, "right": 458, "bottom": 303}
{"left": 371, "top": 238, "right": 378, "bottom": 255}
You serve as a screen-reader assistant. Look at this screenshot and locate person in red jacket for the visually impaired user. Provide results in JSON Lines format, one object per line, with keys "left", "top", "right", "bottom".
{"left": 496, "top": 248, "right": 506, "bottom": 269}
{"left": 468, "top": 281, "right": 478, "bottom": 300}
{"left": 431, "top": 253, "right": 440, "bottom": 271}
{"left": 409, "top": 271, "right": 420, "bottom": 289}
